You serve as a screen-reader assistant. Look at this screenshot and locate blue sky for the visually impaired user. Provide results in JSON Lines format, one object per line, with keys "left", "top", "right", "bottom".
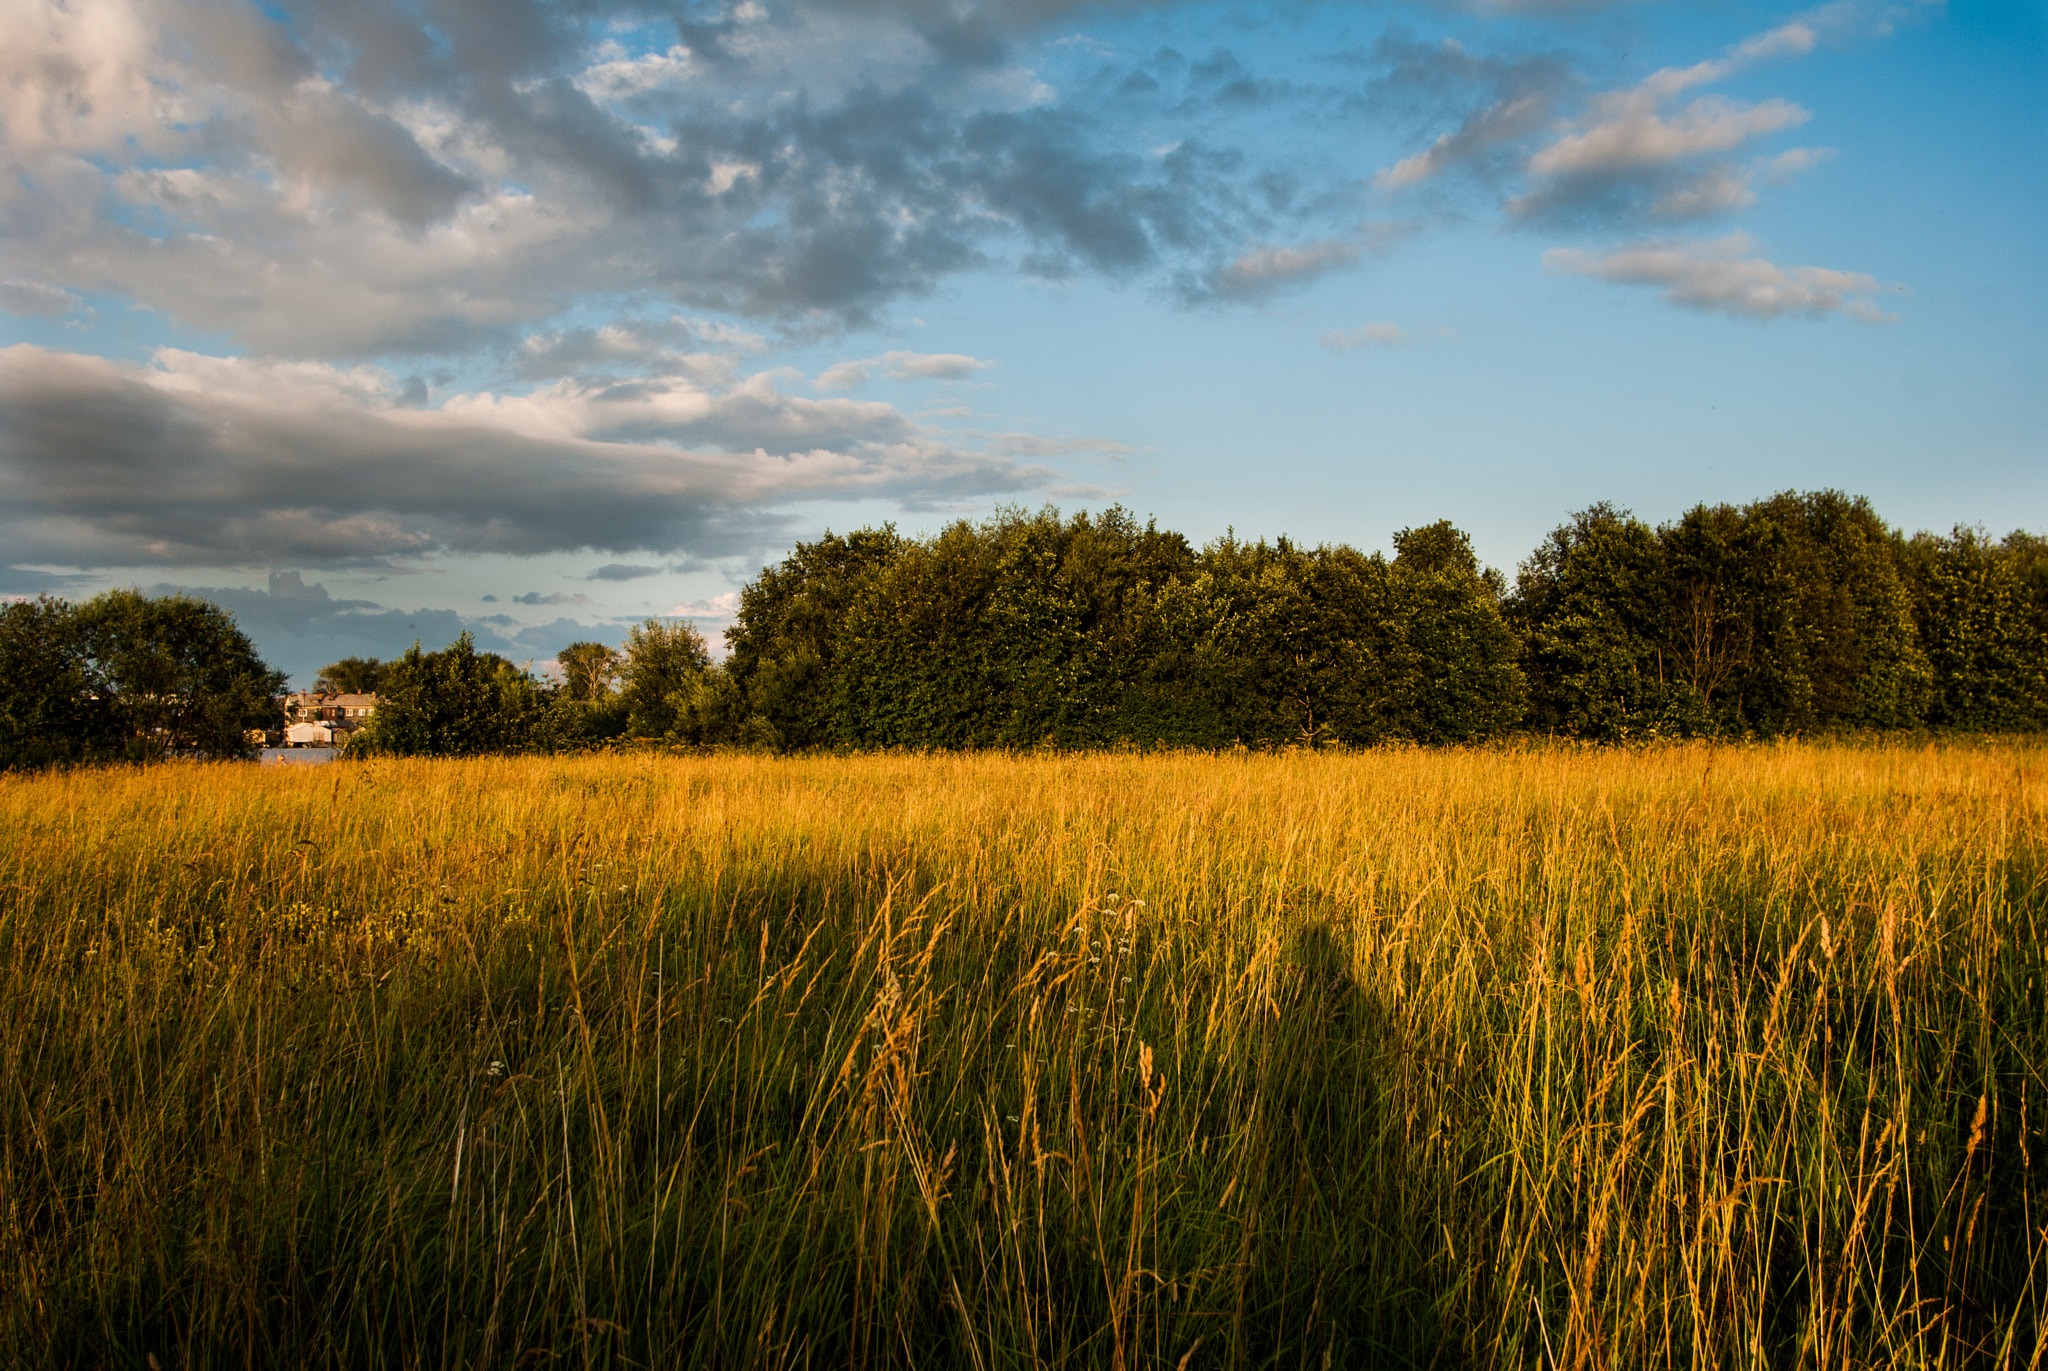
{"left": 2, "top": 0, "right": 2041, "bottom": 684}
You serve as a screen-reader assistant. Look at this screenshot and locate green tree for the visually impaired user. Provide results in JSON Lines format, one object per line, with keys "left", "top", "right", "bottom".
{"left": 556, "top": 642, "right": 624, "bottom": 703}
{"left": 313, "top": 657, "right": 385, "bottom": 694}
{"left": 0, "top": 598, "right": 122, "bottom": 768}
{"left": 1384, "top": 527, "right": 1528, "bottom": 741}
{"left": 1726, "top": 491, "right": 1928, "bottom": 732}
{"left": 834, "top": 507, "right": 1199, "bottom": 748}
{"left": 1154, "top": 528, "right": 1523, "bottom": 747}
{"left": 724, "top": 526, "right": 906, "bottom": 750}
{"left": 617, "top": 619, "right": 717, "bottom": 741}
{"left": 1899, "top": 527, "right": 2048, "bottom": 729}
{"left": 357, "top": 634, "right": 545, "bottom": 756}
{"left": 74, "top": 590, "right": 286, "bottom": 759}
{"left": 1511, "top": 505, "right": 1683, "bottom": 738}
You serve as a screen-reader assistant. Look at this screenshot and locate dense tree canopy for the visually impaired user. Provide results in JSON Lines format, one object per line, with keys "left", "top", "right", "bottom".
{"left": 0, "top": 591, "right": 283, "bottom": 767}
{"left": 0, "top": 598, "right": 121, "bottom": 768}
{"left": 356, "top": 635, "right": 546, "bottom": 758}
{"left": 617, "top": 619, "right": 715, "bottom": 742}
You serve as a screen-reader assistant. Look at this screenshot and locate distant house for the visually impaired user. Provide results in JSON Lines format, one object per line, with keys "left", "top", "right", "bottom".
{"left": 327, "top": 693, "right": 378, "bottom": 726}
{"left": 280, "top": 691, "right": 377, "bottom": 743}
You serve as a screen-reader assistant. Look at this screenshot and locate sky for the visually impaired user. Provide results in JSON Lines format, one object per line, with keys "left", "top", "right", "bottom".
{"left": 2, "top": 0, "right": 2042, "bottom": 686}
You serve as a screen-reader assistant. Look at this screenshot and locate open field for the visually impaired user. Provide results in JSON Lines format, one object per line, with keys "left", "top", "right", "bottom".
{"left": 2, "top": 743, "right": 2044, "bottom": 1368}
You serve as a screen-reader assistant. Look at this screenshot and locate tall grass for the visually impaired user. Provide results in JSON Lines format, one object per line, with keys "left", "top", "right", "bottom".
{"left": 1, "top": 742, "right": 2042, "bottom": 1368}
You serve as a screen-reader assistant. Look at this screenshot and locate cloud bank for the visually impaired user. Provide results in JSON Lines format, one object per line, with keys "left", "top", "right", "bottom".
{"left": 0, "top": 344, "right": 1059, "bottom": 566}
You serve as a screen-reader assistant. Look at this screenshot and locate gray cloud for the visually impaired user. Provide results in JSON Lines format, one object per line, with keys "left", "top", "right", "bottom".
{"left": 0, "top": 278, "right": 79, "bottom": 319}
{"left": 0, "top": 344, "right": 1061, "bottom": 567}
{"left": 816, "top": 349, "right": 996, "bottom": 390}
{"left": 0, "top": 565, "right": 91, "bottom": 597}
{"left": 514, "top": 318, "right": 768, "bottom": 382}
{"left": 587, "top": 563, "right": 665, "bottom": 581}
{"left": 512, "top": 591, "right": 591, "bottom": 606}
{"left": 1, "top": 0, "right": 1309, "bottom": 358}
{"left": 1362, "top": 30, "right": 1576, "bottom": 191}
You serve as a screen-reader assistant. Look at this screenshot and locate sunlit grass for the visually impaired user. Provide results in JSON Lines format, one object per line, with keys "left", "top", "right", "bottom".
{"left": 2, "top": 741, "right": 2043, "bottom": 1367}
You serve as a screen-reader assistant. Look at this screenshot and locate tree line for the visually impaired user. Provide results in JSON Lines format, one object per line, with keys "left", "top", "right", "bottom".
{"left": 4, "top": 490, "right": 2043, "bottom": 767}
{"left": 370, "top": 491, "right": 2048, "bottom": 754}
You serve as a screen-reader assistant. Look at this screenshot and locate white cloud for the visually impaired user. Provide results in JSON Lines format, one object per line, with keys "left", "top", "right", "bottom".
{"left": 0, "top": 0, "right": 1294, "bottom": 355}
{"left": 0, "top": 0, "right": 182, "bottom": 156}
{"left": 1763, "top": 146, "right": 1836, "bottom": 183}
{"left": 1637, "top": 20, "right": 1820, "bottom": 101}
{"left": 1647, "top": 165, "right": 1757, "bottom": 219}
{"left": 879, "top": 351, "right": 995, "bottom": 381}
{"left": 1374, "top": 93, "right": 1553, "bottom": 190}
{"left": 1497, "top": 8, "right": 1873, "bottom": 227}
{"left": 1320, "top": 322, "right": 1407, "bottom": 351}
{"left": 1543, "top": 232, "right": 1896, "bottom": 321}
{"left": 815, "top": 361, "right": 873, "bottom": 392}
{"left": 815, "top": 350, "right": 995, "bottom": 390}
{"left": 1210, "top": 238, "right": 1362, "bottom": 299}
{"left": 669, "top": 591, "right": 740, "bottom": 620}
{"left": 1527, "top": 95, "right": 1809, "bottom": 180}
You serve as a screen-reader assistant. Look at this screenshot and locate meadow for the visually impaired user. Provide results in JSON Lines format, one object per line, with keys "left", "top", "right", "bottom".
{"left": 1, "top": 742, "right": 2042, "bottom": 1368}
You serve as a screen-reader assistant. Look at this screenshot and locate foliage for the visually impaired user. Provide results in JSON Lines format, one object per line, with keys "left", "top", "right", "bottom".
{"left": 1734, "top": 490, "right": 1930, "bottom": 731}
{"left": 1514, "top": 492, "right": 1940, "bottom": 739}
{"left": 616, "top": 618, "right": 716, "bottom": 742}
{"left": 723, "top": 524, "right": 907, "bottom": 750}
{"left": 734, "top": 507, "right": 1523, "bottom": 751}
{"left": 1152, "top": 530, "right": 1525, "bottom": 747}
{"left": 70, "top": 590, "right": 286, "bottom": 760}
{"left": 4, "top": 493, "right": 2039, "bottom": 765}
{"left": 832, "top": 507, "right": 1198, "bottom": 748}
{"left": 311, "top": 656, "right": 385, "bottom": 694}
{"left": 1899, "top": 528, "right": 2048, "bottom": 730}
{"left": 555, "top": 641, "right": 624, "bottom": 704}
{"left": 1, "top": 744, "right": 2040, "bottom": 1366}
{"left": 0, "top": 598, "right": 122, "bottom": 768}
{"left": 1510, "top": 504, "right": 1682, "bottom": 738}
{"left": 355, "top": 633, "right": 547, "bottom": 757}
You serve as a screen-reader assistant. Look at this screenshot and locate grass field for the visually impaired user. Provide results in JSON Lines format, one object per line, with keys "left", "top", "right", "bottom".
{"left": 2, "top": 742, "right": 2044, "bottom": 1368}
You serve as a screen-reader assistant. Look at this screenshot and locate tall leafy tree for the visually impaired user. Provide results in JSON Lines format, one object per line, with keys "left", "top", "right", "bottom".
{"left": 0, "top": 598, "right": 122, "bottom": 768}
{"left": 75, "top": 590, "right": 286, "bottom": 759}
{"left": 1511, "top": 505, "right": 1682, "bottom": 738}
{"left": 724, "top": 525, "right": 905, "bottom": 749}
{"left": 1156, "top": 527, "right": 1523, "bottom": 747}
{"left": 1384, "top": 524, "right": 1528, "bottom": 742}
{"left": 618, "top": 619, "right": 716, "bottom": 741}
{"left": 556, "top": 642, "right": 624, "bottom": 703}
{"left": 835, "top": 507, "right": 1199, "bottom": 748}
{"left": 1728, "top": 491, "right": 1928, "bottom": 732}
{"left": 313, "top": 657, "right": 385, "bottom": 694}
{"left": 1899, "top": 527, "right": 2048, "bottom": 729}
{"left": 360, "top": 634, "right": 545, "bottom": 756}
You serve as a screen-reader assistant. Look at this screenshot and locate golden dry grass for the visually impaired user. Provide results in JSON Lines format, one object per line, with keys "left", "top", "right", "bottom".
{"left": 2, "top": 740, "right": 2043, "bottom": 1367}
